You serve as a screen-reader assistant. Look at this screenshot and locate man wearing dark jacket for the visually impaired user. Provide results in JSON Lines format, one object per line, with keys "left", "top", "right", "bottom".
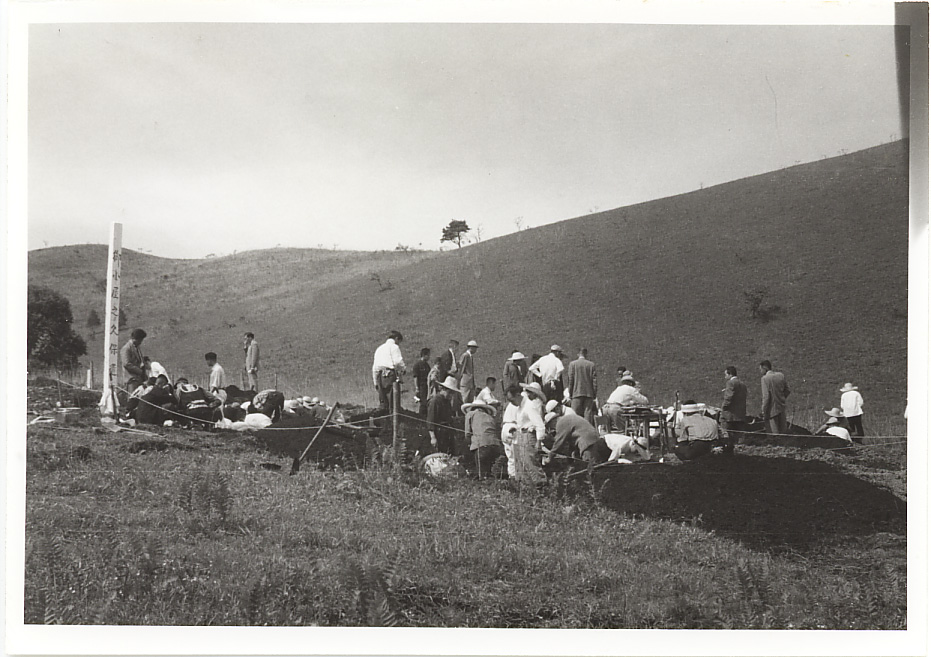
{"left": 721, "top": 366, "right": 747, "bottom": 455}
{"left": 760, "top": 360, "right": 791, "bottom": 436}
{"left": 438, "top": 340, "right": 459, "bottom": 380}
{"left": 566, "top": 348, "right": 598, "bottom": 425}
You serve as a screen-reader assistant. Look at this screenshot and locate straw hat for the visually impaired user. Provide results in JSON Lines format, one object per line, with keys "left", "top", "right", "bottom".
{"left": 839, "top": 383, "right": 858, "bottom": 393}
{"left": 520, "top": 382, "right": 546, "bottom": 400}
{"left": 438, "top": 376, "right": 460, "bottom": 393}
{"left": 509, "top": 351, "right": 526, "bottom": 361}
{"left": 466, "top": 340, "right": 479, "bottom": 348}
{"left": 680, "top": 403, "right": 703, "bottom": 414}
{"left": 462, "top": 401, "right": 494, "bottom": 414}
{"left": 550, "top": 344, "right": 563, "bottom": 353}
{"left": 824, "top": 407, "right": 845, "bottom": 418}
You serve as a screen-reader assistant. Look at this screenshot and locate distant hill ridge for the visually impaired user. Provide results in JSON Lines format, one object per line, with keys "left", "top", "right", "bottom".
{"left": 29, "top": 141, "right": 908, "bottom": 419}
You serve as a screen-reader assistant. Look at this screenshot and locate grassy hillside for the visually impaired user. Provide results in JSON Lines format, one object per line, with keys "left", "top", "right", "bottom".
{"left": 29, "top": 142, "right": 908, "bottom": 428}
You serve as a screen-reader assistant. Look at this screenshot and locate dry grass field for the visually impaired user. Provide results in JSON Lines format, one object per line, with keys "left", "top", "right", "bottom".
{"left": 24, "top": 383, "right": 905, "bottom": 629}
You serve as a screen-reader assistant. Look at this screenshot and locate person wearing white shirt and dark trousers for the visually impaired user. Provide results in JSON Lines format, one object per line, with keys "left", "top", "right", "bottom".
{"left": 529, "top": 345, "right": 566, "bottom": 402}
{"left": 839, "top": 382, "right": 865, "bottom": 442}
{"left": 372, "top": 330, "right": 407, "bottom": 413}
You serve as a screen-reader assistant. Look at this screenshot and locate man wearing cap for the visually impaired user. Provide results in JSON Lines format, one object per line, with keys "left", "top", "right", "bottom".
{"left": 513, "top": 382, "right": 548, "bottom": 483}
{"left": 502, "top": 351, "right": 528, "bottom": 395}
{"left": 566, "top": 348, "right": 598, "bottom": 426}
{"left": 759, "top": 360, "right": 791, "bottom": 436}
{"left": 458, "top": 340, "right": 479, "bottom": 403}
{"left": 720, "top": 366, "right": 748, "bottom": 456}
{"left": 372, "top": 330, "right": 406, "bottom": 413}
{"left": 839, "top": 382, "right": 865, "bottom": 441}
{"left": 304, "top": 397, "right": 329, "bottom": 422}
{"left": 674, "top": 401, "right": 726, "bottom": 461}
{"left": 529, "top": 346, "right": 566, "bottom": 401}
{"left": 463, "top": 400, "right": 504, "bottom": 478}
{"left": 602, "top": 374, "right": 649, "bottom": 432}
{"left": 543, "top": 402, "right": 609, "bottom": 467}
{"left": 427, "top": 376, "right": 460, "bottom": 455}
{"left": 815, "top": 408, "right": 853, "bottom": 443}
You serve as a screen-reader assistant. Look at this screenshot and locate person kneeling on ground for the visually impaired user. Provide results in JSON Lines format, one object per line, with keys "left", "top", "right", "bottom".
{"left": 673, "top": 400, "right": 728, "bottom": 461}
{"left": 463, "top": 401, "right": 504, "bottom": 478}
{"left": 542, "top": 401, "right": 610, "bottom": 468}
{"left": 251, "top": 389, "right": 286, "bottom": 422}
{"left": 173, "top": 378, "right": 222, "bottom": 428}
{"left": 815, "top": 407, "right": 853, "bottom": 444}
{"left": 136, "top": 374, "right": 178, "bottom": 426}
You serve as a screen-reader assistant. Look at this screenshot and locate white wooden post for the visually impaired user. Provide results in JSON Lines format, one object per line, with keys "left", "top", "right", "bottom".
{"left": 98, "top": 223, "right": 123, "bottom": 415}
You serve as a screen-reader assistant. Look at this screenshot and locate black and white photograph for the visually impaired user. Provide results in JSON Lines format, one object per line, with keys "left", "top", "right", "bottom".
{"left": 3, "top": 1, "right": 928, "bottom": 655}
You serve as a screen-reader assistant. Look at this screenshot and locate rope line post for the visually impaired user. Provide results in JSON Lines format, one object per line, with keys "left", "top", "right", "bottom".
{"left": 392, "top": 379, "right": 400, "bottom": 461}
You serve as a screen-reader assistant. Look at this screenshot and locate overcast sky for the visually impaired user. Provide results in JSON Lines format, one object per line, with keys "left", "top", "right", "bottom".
{"left": 27, "top": 22, "right": 904, "bottom": 259}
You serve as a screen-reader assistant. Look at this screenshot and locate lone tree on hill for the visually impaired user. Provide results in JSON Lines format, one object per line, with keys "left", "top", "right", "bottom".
{"left": 441, "top": 220, "right": 471, "bottom": 248}
{"left": 27, "top": 285, "right": 87, "bottom": 369}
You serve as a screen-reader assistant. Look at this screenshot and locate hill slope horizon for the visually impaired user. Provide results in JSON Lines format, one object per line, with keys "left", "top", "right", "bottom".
{"left": 29, "top": 141, "right": 909, "bottom": 424}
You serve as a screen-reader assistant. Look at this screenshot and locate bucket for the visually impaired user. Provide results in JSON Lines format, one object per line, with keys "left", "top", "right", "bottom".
{"left": 54, "top": 407, "right": 81, "bottom": 425}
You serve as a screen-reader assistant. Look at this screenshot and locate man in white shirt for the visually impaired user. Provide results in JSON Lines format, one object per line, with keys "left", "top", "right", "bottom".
{"left": 205, "top": 352, "right": 228, "bottom": 402}
{"left": 839, "top": 382, "right": 865, "bottom": 442}
{"left": 475, "top": 376, "right": 501, "bottom": 411}
{"left": 514, "top": 382, "right": 548, "bottom": 483}
{"left": 500, "top": 385, "right": 522, "bottom": 478}
{"left": 529, "top": 345, "right": 566, "bottom": 401}
{"left": 372, "top": 330, "right": 406, "bottom": 412}
{"left": 602, "top": 374, "right": 649, "bottom": 432}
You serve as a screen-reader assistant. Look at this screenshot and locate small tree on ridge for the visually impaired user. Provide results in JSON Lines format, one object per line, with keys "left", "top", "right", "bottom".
{"left": 440, "top": 220, "right": 471, "bottom": 249}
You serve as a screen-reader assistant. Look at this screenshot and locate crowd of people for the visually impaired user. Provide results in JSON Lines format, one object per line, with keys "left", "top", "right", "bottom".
{"left": 116, "top": 328, "right": 334, "bottom": 430}
{"left": 112, "top": 326, "right": 871, "bottom": 478}
{"left": 371, "top": 330, "right": 872, "bottom": 481}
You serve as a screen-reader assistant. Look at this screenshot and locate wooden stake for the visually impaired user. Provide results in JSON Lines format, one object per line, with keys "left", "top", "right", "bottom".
{"left": 298, "top": 403, "right": 341, "bottom": 463}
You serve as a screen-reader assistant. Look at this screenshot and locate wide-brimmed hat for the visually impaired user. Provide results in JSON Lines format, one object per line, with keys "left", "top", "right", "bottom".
{"left": 619, "top": 375, "right": 636, "bottom": 385}
{"left": 550, "top": 344, "right": 563, "bottom": 352}
{"left": 467, "top": 340, "right": 479, "bottom": 348}
{"left": 509, "top": 351, "right": 526, "bottom": 361}
{"left": 462, "top": 401, "right": 494, "bottom": 414}
{"left": 438, "top": 376, "right": 460, "bottom": 393}
{"left": 520, "top": 382, "right": 546, "bottom": 400}
{"left": 544, "top": 411, "right": 559, "bottom": 425}
{"left": 545, "top": 399, "right": 562, "bottom": 414}
{"left": 824, "top": 407, "right": 845, "bottom": 418}
{"left": 681, "top": 403, "right": 703, "bottom": 414}
{"left": 839, "top": 383, "right": 858, "bottom": 393}
{"left": 825, "top": 417, "right": 840, "bottom": 426}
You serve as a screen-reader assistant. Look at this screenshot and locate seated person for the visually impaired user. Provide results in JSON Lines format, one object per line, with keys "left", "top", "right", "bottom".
{"left": 283, "top": 396, "right": 307, "bottom": 417}
{"left": 136, "top": 374, "right": 178, "bottom": 426}
{"left": 125, "top": 377, "right": 157, "bottom": 419}
{"left": 173, "top": 378, "right": 222, "bottom": 427}
{"left": 602, "top": 374, "right": 649, "bottom": 432}
{"left": 815, "top": 408, "right": 853, "bottom": 443}
{"left": 475, "top": 377, "right": 502, "bottom": 411}
{"left": 304, "top": 397, "right": 330, "bottom": 421}
{"left": 463, "top": 401, "right": 504, "bottom": 478}
{"left": 252, "top": 389, "right": 286, "bottom": 422}
{"left": 673, "top": 401, "right": 726, "bottom": 461}
{"left": 543, "top": 402, "right": 610, "bottom": 467}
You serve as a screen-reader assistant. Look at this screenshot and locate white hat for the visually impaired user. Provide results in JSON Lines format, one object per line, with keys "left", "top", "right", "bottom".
{"left": 438, "top": 376, "right": 460, "bottom": 393}
{"left": 620, "top": 375, "right": 636, "bottom": 385}
{"left": 467, "top": 340, "right": 479, "bottom": 348}
{"left": 520, "top": 382, "right": 546, "bottom": 400}
{"left": 680, "top": 403, "right": 703, "bottom": 414}
{"left": 839, "top": 383, "right": 858, "bottom": 393}
{"left": 544, "top": 411, "right": 559, "bottom": 425}
{"left": 509, "top": 351, "right": 526, "bottom": 360}
{"left": 462, "top": 401, "right": 494, "bottom": 414}
{"left": 550, "top": 344, "right": 563, "bottom": 352}
{"left": 824, "top": 407, "right": 845, "bottom": 418}
{"left": 311, "top": 397, "right": 320, "bottom": 404}
{"left": 545, "top": 399, "right": 561, "bottom": 414}
{"left": 241, "top": 401, "right": 252, "bottom": 412}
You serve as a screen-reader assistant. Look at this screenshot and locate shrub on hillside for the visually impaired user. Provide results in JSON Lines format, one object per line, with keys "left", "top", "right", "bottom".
{"left": 27, "top": 286, "right": 87, "bottom": 369}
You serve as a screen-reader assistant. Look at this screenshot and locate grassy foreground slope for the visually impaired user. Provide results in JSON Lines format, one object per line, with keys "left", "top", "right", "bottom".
{"left": 285, "top": 141, "right": 910, "bottom": 422}
{"left": 29, "top": 142, "right": 908, "bottom": 425}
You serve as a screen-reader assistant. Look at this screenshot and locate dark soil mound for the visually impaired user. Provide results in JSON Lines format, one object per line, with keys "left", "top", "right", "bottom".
{"left": 125, "top": 439, "right": 196, "bottom": 453}
{"left": 595, "top": 454, "right": 905, "bottom": 553}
